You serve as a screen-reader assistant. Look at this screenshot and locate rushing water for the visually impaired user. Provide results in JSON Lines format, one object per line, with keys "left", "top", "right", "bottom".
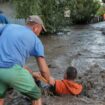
{"left": 26, "top": 22, "right": 105, "bottom": 79}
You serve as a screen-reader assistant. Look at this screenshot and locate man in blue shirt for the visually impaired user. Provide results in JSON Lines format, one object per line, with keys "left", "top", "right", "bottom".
{"left": 0, "top": 15, "right": 54, "bottom": 105}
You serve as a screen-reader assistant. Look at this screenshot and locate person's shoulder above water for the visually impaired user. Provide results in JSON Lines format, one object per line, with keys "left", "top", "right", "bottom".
{"left": 0, "top": 14, "right": 9, "bottom": 24}
{"left": 55, "top": 79, "right": 83, "bottom": 95}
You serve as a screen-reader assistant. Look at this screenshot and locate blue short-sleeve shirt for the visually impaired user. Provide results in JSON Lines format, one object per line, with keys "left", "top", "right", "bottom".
{"left": 0, "top": 24, "right": 44, "bottom": 68}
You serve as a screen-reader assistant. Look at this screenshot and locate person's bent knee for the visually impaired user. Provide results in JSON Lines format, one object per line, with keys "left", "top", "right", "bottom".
{"left": 24, "top": 87, "right": 42, "bottom": 100}
{"left": 30, "top": 87, "right": 42, "bottom": 100}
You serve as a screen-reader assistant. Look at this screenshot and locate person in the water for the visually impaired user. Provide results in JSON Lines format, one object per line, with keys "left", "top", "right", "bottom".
{"left": 32, "top": 66, "right": 83, "bottom": 95}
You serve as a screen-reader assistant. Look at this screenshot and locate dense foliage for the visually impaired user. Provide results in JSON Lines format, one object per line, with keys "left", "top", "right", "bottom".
{"left": 97, "top": 4, "right": 105, "bottom": 16}
{"left": 0, "top": 0, "right": 9, "bottom": 3}
{"left": 12, "top": 0, "right": 100, "bottom": 32}
{"left": 68, "top": 0, "right": 100, "bottom": 24}
{"left": 13, "top": 0, "right": 67, "bottom": 33}
{"left": 38, "top": 0, "right": 66, "bottom": 33}
{"left": 13, "top": 0, "right": 40, "bottom": 19}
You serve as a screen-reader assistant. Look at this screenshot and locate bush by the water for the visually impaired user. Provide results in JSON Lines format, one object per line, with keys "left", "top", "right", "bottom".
{"left": 68, "top": 0, "right": 100, "bottom": 24}
{"left": 97, "top": 4, "right": 105, "bottom": 16}
{"left": 13, "top": 0, "right": 67, "bottom": 33}
{"left": 13, "top": 0, "right": 100, "bottom": 33}
{"left": 13, "top": 0, "right": 40, "bottom": 20}
{"left": 38, "top": 0, "right": 67, "bottom": 33}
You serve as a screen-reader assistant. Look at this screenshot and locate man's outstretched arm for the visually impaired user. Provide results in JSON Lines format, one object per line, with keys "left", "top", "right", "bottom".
{"left": 36, "top": 57, "right": 55, "bottom": 85}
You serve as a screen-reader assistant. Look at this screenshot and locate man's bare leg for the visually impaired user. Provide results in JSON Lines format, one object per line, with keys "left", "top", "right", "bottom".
{"left": 32, "top": 98, "right": 42, "bottom": 105}
{"left": 0, "top": 99, "right": 4, "bottom": 105}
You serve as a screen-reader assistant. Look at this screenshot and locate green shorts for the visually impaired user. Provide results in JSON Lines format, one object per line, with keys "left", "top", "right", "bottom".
{"left": 0, "top": 65, "right": 41, "bottom": 100}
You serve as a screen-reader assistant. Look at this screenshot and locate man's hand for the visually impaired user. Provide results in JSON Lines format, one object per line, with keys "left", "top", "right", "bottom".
{"left": 24, "top": 65, "right": 55, "bottom": 85}
{"left": 33, "top": 72, "right": 41, "bottom": 80}
{"left": 33, "top": 72, "right": 55, "bottom": 85}
{"left": 49, "top": 77, "right": 55, "bottom": 86}
{"left": 33, "top": 72, "right": 49, "bottom": 83}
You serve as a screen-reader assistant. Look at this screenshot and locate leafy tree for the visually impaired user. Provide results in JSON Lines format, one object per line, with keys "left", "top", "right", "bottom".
{"left": 12, "top": 0, "right": 101, "bottom": 32}
{"left": 0, "top": 0, "right": 10, "bottom": 3}
{"left": 39, "top": 0, "right": 66, "bottom": 33}
{"left": 68, "top": 0, "right": 100, "bottom": 24}
{"left": 13, "top": 0, "right": 40, "bottom": 20}
{"left": 97, "top": 4, "right": 105, "bottom": 16}
{"left": 13, "top": 0, "right": 67, "bottom": 33}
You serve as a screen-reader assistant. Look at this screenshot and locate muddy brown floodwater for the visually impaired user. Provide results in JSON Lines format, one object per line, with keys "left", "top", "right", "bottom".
{"left": 5, "top": 22, "right": 105, "bottom": 105}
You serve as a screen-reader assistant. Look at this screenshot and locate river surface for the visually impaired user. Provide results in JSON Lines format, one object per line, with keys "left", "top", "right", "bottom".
{"left": 26, "top": 22, "right": 105, "bottom": 79}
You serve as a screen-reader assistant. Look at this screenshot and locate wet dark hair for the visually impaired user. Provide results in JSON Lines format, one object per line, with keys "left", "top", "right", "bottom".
{"left": 66, "top": 66, "right": 77, "bottom": 80}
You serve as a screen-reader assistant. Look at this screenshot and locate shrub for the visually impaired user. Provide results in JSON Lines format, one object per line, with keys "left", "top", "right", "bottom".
{"left": 68, "top": 0, "right": 100, "bottom": 24}
{"left": 13, "top": 0, "right": 40, "bottom": 20}
{"left": 39, "top": 0, "right": 66, "bottom": 33}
